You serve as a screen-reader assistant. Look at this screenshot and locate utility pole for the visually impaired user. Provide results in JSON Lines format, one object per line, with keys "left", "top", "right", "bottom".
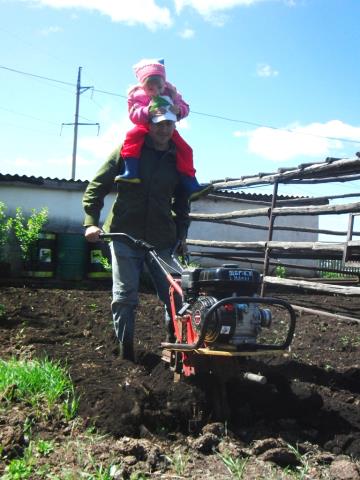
{"left": 62, "top": 67, "right": 100, "bottom": 180}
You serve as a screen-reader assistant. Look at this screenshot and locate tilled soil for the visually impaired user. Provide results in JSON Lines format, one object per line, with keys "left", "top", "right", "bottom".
{"left": 0, "top": 281, "right": 360, "bottom": 479}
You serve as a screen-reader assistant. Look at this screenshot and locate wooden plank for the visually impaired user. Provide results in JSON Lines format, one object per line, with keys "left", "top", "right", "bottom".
{"left": 267, "top": 241, "right": 344, "bottom": 252}
{"left": 190, "top": 200, "right": 360, "bottom": 220}
{"left": 190, "top": 207, "right": 269, "bottom": 220}
{"left": 187, "top": 239, "right": 346, "bottom": 254}
{"left": 211, "top": 157, "right": 360, "bottom": 189}
{"left": 193, "top": 217, "right": 359, "bottom": 237}
{"left": 272, "top": 201, "right": 360, "bottom": 216}
{"left": 263, "top": 276, "right": 360, "bottom": 295}
{"left": 291, "top": 304, "right": 360, "bottom": 324}
{"left": 187, "top": 239, "right": 267, "bottom": 250}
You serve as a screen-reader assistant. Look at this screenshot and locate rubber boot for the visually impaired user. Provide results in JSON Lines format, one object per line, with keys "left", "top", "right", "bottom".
{"left": 119, "top": 340, "right": 135, "bottom": 361}
{"left": 115, "top": 157, "right": 141, "bottom": 184}
{"left": 180, "top": 174, "right": 213, "bottom": 201}
{"left": 119, "top": 326, "right": 135, "bottom": 361}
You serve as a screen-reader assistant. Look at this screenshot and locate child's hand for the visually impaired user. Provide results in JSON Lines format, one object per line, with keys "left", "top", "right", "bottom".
{"left": 167, "top": 84, "right": 177, "bottom": 99}
{"left": 149, "top": 107, "right": 166, "bottom": 117}
{"left": 169, "top": 105, "right": 180, "bottom": 115}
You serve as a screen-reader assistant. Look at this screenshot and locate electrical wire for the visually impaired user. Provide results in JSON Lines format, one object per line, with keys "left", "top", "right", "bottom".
{"left": 0, "top": 105, "right": 60, "bottom": 126}
{"left": 1, "top": 64, "right": 360, "bottom": 145}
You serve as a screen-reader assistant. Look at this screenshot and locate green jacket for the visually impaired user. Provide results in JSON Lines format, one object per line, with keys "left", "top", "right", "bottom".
{"left": 82, "top": 136, "right": 190, "bottom": 250}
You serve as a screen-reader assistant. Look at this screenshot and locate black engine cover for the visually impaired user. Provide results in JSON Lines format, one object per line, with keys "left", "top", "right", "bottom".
{"left": 182, "top": 264, "right": 261, "bottom": 298}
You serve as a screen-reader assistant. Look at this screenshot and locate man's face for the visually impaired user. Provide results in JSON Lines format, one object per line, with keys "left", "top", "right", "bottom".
{"left": 148, "top": 120, "right": 175, "bottom": 150}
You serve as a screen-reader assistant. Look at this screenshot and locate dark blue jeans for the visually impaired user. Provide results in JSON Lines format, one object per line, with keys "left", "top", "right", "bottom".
{"left": 109, "top": 240, "right": 180, "bottom": 346}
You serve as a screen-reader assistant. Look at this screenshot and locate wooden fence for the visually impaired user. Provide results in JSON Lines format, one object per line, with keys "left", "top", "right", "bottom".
{"left": 187, "top": 155, "right": 360, "bottom": 322}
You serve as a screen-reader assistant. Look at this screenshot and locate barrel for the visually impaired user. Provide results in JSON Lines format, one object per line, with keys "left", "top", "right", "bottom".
{"left": 26, "top": 232, "right": 57, "bottom": 278}
{"left": 86, "top": 241, "right": 112, "bottom": 279}
{"left": 57, "top": 233, "right": 86, "bottom": 281}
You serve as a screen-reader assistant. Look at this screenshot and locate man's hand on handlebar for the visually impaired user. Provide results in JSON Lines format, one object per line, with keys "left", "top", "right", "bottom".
{"left": 84, "top": 226, "right": 102, "bottom": 243}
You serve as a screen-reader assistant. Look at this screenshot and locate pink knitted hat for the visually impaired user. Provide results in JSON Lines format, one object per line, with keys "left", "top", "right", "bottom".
{"left": 133, "top": 58, "right": 166, "bottom": 84}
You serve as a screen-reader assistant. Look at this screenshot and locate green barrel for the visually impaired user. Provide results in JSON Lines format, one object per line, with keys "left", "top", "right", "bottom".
{"left": 26, "top": 232, "right": 57, "bottom": 278}
{"left": 86, "top": 241, "right": 112, "bottom": 279}
{"left": 57, "top": 233, "right": 86, "bottom": 281}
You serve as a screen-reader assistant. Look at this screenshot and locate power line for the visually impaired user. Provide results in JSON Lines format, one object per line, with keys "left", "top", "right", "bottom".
{"left": 1, "top": 64, "right": 360, "bottom": 145}
{"left": 0, "top": 119, "right": 61, "bottom": 137}
{"left": 0, "top": 105, "right": 60, "bottom": 126}
{"left": 0, "top": 65, "right": 74, "bottom": 87}
{"left": 190, "top": 111, "right": 360, "bottom": 145}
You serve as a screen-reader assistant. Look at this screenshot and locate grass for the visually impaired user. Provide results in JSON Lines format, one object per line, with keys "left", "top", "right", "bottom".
{"left": 340, "top": 334, "right": 360, "bottom": 349}
{"left": 2, "top": 440, "right": 125, "bottom": 480}
{"left": 165, "top": 447, "right": 190, "bottom": 476}
{"left": 285, "top": 443, "right": 311, "bottom": 479}
{"left": 217, "top": 451, "right": 248, "bottom": 479}
{"left": 0, "top": 357, "right": 78, "bottom": 414}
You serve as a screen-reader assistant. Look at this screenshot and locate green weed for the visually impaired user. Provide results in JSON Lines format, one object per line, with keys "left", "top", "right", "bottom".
{"left": 130, "top": 473, "right": 149, "bottom": 480}
{"left": 99, "top": 255, "right": 112, "bottom": 272}
{"left": 2, "top": 457, "right": 33, "bottom": 479}
{"left": 165, "top": 447, "right": 189, "bottom": 475}
{"left": 218, "top": 452, "right": 248, "bottom": 479}
{"left": 35, "top": 439, "right": 55, "bottom": 456}
{"left": 340, "top": 335, "right": 360, "bottom": 349}
{"left": 0, "top": 357, "right": 78, "bottom": 417}
{"left": 61, "top": 385, "right": 80, "bottom": 421}
{"left": 275, "top": 265, "right": 287, "bottom": 278}
{"left": 286, "top": 443, "right": 311, "bottom": 479}
{"left": 81, "top": 454, "right": 122, "bottom": 480}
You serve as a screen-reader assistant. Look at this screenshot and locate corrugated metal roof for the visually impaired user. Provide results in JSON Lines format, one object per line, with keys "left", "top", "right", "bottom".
{"left": 0, "top": 173, "right": 305, "bottom": 201}
{"left": 0, "top": 173, "right": 86, "bottom": 185}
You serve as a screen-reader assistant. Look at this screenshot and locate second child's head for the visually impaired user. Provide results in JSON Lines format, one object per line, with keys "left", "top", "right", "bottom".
{"left": 133, "top": 58, "right": 166, "bottom": 96}
{"left": 143, "top": 75, "right": 165, "bottom": 96}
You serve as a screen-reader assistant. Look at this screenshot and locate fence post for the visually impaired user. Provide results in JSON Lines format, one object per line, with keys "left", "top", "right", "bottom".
{"left": 261, "top": 180, "right": 279, "bottom": 296}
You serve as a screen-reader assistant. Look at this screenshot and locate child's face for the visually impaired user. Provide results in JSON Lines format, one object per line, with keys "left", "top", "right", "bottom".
{"left": 143, "top": 76, "right": 165, "bottom": 97}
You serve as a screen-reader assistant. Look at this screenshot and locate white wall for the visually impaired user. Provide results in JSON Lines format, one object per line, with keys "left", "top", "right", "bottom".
{"left": 0, "top": 179, "right": 319, "bottom": 274}
{"left": 1, "top": 182, "right": 116, "bottom": 233}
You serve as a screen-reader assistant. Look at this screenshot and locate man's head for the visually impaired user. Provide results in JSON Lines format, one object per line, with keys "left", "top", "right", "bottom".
{"left": 148, "top": 120, "right": 175, "bottom": 151}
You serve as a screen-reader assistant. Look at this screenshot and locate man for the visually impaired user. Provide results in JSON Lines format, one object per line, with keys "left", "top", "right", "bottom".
{"left": 83, "top": 110, "right": 190, "bottom": 361}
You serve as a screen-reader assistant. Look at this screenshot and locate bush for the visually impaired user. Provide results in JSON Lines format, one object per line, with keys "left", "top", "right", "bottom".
{"left": 12, "top": 207, "right": 48, "bottom": 261}
{"left": 0, "top": 202, "right": 12, "bottom": 262}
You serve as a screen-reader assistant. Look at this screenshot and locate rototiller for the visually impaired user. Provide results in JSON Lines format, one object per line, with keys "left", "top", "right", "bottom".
{"left": 100, "top": 233, "right": 296, "bottom": 384}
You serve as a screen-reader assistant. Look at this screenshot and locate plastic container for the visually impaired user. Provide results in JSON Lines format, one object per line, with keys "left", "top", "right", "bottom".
{"left": 57, "top": 233, "right": 86, "bottom": 281}
{"left": 26, "top": 232, "right": 57, "bottom": 278}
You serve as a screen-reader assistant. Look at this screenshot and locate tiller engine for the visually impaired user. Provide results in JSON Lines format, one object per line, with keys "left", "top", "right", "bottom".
{"left": 162, "top": 263, "right": 296, "bottom": 378}
{"left": 100, "top": 233, "right": 296, "bottom": 381}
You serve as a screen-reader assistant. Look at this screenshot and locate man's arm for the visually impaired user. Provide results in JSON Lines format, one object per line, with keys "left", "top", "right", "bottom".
{"left": 82, "top": 148, "right": 122, "bottom": 240}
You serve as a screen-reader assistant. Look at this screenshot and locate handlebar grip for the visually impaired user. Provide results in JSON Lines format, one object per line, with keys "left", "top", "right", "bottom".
{"left": 99, "top": 233, "right": 154, "bottom": 251}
